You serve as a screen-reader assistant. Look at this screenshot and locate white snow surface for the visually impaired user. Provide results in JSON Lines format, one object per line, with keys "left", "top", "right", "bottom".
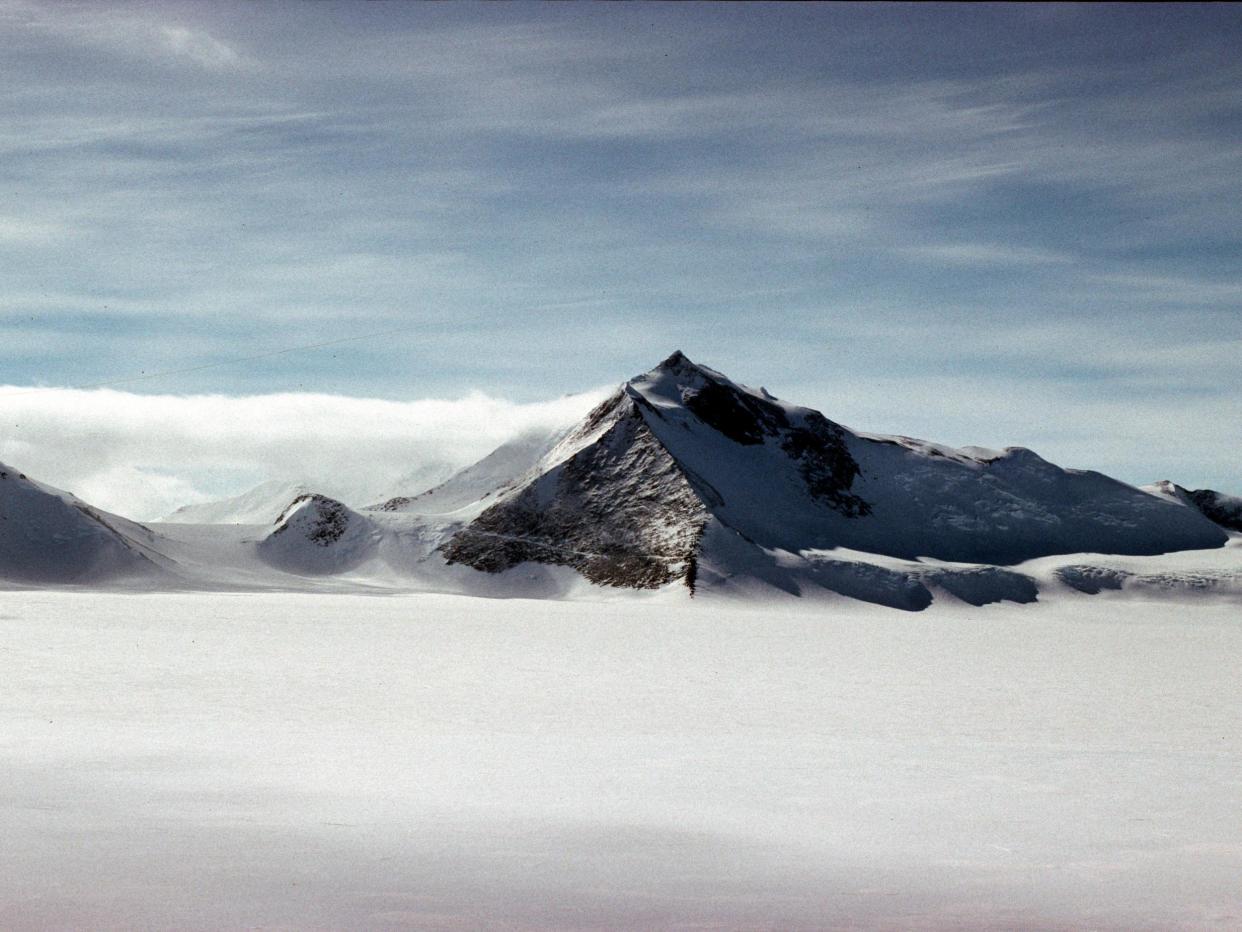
{"left": 2, "top": 590, "right": 1240, "bottom": 930}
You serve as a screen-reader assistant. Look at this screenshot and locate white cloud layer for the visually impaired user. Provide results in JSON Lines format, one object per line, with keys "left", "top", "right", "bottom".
{"left": 0, "top": 385, "right": 611, "bottom": 520}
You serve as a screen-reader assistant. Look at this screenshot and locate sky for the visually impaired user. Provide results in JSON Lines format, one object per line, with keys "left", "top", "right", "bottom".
{"left": 1, "top": 2, "right": 1240, "bottom": 517}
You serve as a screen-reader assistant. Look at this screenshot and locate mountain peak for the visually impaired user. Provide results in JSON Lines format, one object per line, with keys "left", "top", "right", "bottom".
{"left": 656, "top": 349, "right": 691, "bottom": 369}
{"left": 646, "top": 349, "right": 714, "bottom": 382}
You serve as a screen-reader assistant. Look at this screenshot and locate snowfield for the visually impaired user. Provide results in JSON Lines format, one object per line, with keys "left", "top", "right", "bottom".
{"left": 3, "top": 590, "right": 1240, "bottom": 930}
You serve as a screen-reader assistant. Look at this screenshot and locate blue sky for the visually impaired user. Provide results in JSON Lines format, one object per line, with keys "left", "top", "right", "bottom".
{"left": 1, "top": 1, "right": 1240, "bottom": 504}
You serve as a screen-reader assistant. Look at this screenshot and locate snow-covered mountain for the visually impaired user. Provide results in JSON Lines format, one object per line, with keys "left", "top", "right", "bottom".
{"left": 443, "top": 352, "right": 1227, "bottom": 592}
{"left": 0, "top": 463, "right": 166, "bottom": 584}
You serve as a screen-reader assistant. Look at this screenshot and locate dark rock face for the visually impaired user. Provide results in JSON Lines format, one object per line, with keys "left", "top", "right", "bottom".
{"left": 1187, "top": 489, "right": 1242, "bottom": 532}
{"left": 443, "top": 402, "right": 707, "bottom": 589}
{"left": 682, "top": 380, "right": 788, "bottom": 445}
{"left": 781, "top": 412, "right": 870, "bottom": 517}
{"left": 374, "top": 496, "right": 414, "bottom": 512}
{"left": 273, "top": 494, "right": 350, "bottom": 546}
{"left": 1056, "top": 564, "right": 1131, "bottom": 594}
{"left": 680, "top": 373, "right": 869, "bottom": 517}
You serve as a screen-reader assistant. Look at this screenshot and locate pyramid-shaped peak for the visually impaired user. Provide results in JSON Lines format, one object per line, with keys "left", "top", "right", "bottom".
{"left": 635, "top": 350, "right": 727, "bottom": 389}
{"left": 651, "top": 349, "right": 707, "bottom": 377}
{"left": 657, "top": 349, "right": 691, "bottom": 369}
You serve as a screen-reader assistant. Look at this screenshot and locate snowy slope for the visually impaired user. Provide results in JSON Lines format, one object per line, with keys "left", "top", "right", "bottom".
{"left": 0, "top": 462, "right": 166, "bottom": 584}
{"left": 368, "top": 459, "right": 459, "bottom": 510}
{"left": 443, "top": 352, "right": 1227, "bottom": 595}
{"left": 372, "top": 427, "right": 565, "bottom": 517}
{"left": 162, "top": 480, "right": 312, "bottom": 525}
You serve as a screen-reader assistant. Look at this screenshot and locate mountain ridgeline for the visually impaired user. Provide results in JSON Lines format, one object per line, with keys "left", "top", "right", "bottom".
{"left": 1, "top": 352, "right": 1237, "bottom": 605}
{"left": 441, "top": 352, "right": 1229, "bottom": 590}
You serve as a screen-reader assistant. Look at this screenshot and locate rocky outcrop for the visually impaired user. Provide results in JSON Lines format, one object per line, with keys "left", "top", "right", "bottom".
{"left": 258, "top": 494, "right": 377, "bottom": 575}
{"left": 443, "top": 394, "right": 708, "bottom": 588}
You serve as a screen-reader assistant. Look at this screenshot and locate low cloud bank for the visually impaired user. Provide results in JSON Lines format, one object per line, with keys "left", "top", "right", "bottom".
{"left": 0, "top": 385, "right": 612, "bottom": 520}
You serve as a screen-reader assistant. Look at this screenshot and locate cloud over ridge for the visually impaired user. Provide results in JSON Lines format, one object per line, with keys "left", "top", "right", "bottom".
{"left": 0, "top": 385, "right": 610, "bottom": 520}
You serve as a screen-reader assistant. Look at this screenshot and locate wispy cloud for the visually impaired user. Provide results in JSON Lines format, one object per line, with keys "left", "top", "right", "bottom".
{"left": 0, "top": 215, "right": 68, "bottom": 244}
{"left": 1, "top": 4, "right": 1240, "bottom": 495}
{"left": 902, "top": 244, "right": 1074, "bottom": 266}
{"left": 1090, "top": 273, "right": 1242, "bottom": 306}
{"left": 3, "top": 0, "right": 244, "bottom": 69}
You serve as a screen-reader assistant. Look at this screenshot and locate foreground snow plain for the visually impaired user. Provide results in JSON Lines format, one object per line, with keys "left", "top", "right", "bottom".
{"left": 3, "top": 590, "right": 1240, "bottom": 930}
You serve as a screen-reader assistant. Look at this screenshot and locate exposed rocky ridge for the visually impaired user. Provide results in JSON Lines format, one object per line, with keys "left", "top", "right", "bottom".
{"left": 443, "top": 393, "right": 707, "bottom": 588}
{"left": 271, "top": 494, "right": 351, "bottom": 545}
{"left": 259, "top": 493, "right": 377, "bottom": 575}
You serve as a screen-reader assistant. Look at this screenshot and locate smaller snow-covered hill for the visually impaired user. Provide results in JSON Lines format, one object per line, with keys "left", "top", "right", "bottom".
{"left": 0, "top": 463, "right": 165, "bottom": 584}
{"left": 257, "top": 493, "right": 378, "bottom": 575}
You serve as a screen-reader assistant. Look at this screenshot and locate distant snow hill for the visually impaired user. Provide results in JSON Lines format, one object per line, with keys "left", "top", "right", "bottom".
{"left": 162, "top": 480, "right": 313, "bottom": 525}
{"left": 162, "top": 459, "right": 460, "bottom": 526}
{"left": 2, "top": 353, "right": 1239, "bottom": 608}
